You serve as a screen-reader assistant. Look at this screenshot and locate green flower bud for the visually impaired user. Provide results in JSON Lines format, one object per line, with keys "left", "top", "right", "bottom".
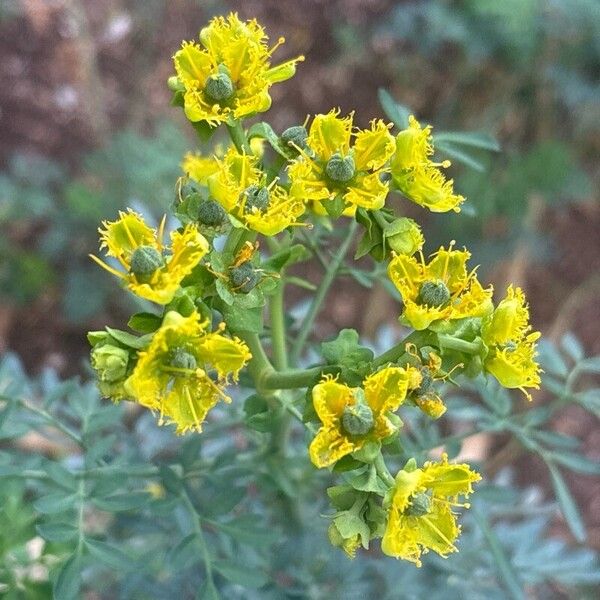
{"left": 204, "top": 71, "right": 234, "bottom": 102}
{"left": 405, "top": 492, "right": 432, "bottom": 517}
{"left": 326, "top": 153, "right": 356, "bottom": 183}
{"left": 229, "top": 261, "right": 261, "bottom": 294}
{"left": 385, "top": 217, "right": 423, "bottom": 256}
{"left": 130, "top": 246, "right": 165, "bottom": 283}
{"left": 418, "top": 280, "right": 451, "bottom": 307}
{"left": 281, "top": 125, "right": 308, "bottom": 150}
{"left": 242, "top": 185, "right": 270, "bottom": 213}
{"left": 342, "top": 394, "right": 374, "bottom": 436}
{"left": 91, "top": 344, "right": 129, "bottom": 382}
{"left": 169, "top": 347, "right": 197, "bottom": 371}
{"left": 167, "top": 76, "right": 184, "bottom": 92}
{"left": 197, "top": 199, "right": 227, "bottom": 226}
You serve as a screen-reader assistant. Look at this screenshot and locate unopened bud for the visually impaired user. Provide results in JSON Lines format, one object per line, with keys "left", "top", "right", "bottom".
{"left": 385, "top": 217, "right": 423, "bottom": 256}
{"left": 91, "top": 344, "right": 129, "bottom": 382}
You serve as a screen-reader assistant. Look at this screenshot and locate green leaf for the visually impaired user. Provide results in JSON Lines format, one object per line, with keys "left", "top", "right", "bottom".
{"left": 560, "top": 333, "right": 584, "bottom": 362}
{"left": 167, "top": 533, "right": 201, "bottom": 571}
{"left": 377, "top": 88, "right": 410, "bottom": 129}
{"left": 577, "top": 388, "right": 600, "bottom": 417}
{"left": 321, "top": 329, "right": 374, "bottom": 366}
{"left": 128, "top": 312, "right": 162, "bottom": 334}
{"left": 547, "top": 462, "right": 586, "bottom": 542}
{"left": 191, "top": 120, "right": 216, "bottom": 142}
{"left": 548, "top": 451, "right": 600, "bottom": 476}
{"left": 247, "top": 122, "right": 291, "bottom": 159}
{"left": 53, "top": 553, "right": 82, "bottom": 600}
{"left": 347, "top": 465, "right": 388, "bottom": 494}
{"left": 216, "top": 515, "right": 278, "bottom": 546}
{"left": 263, "top": 244, "right": 310, "bottom": 271}
{"left": 332, "top": 455, "right": 365, "bottom": 473}
{"left": 45, "top": 461, "right": 77, "bottom": 490}
{"left": 578, "top": 357, "right": 600, "bottom": 374}
{"left": 92, "top": 492, "right": 150, "bottom": 512}
{"left": 219, "top": 303, "right": 263, "bottom": 333}
{"left": 85, "top": 538, "right": 137, "bottom": 570}
{"left": 105, "top": 327, "right": 152, "bottom": 350}
{"left": 324, "top": 194, "right": 346, "bottom": 219}
{"left": 215, "top": 279, "right": 235, "bottom": 306}
{"left": 198, "top": 579, "right": 221, "bottom": 600}
{"left": 33, "top": 493, "right": 77, "bottom": 514}
{"left": 333, "top": 511, "right": 370, "bottom": 545}
{"left": 435, "top": 141, "right": 486, "bottom": 172}
{"left": 213, "top": 560, "right": 269, "bottom": 589}
{"left": 433, "top": 131, "right": 500, "bottom": 152}
{"left": 36, "top": 522, "right": 78, "bottom": 542}
{"left": 159, "top": 465, "right": 182, "bottom": 495}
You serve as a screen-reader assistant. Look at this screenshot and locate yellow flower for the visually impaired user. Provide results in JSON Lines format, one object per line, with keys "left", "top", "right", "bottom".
{"left": 391, "top": 116, "right": 464, "bottom": 213}
{"left": 207, "top": 147, "right": 306, "bottom": 235}
{"left": 388, "top": 243, "right": 493, "bottom": 330}
{"left": 173, "top": 13, "right": 303, "bottom": 125}
{"left": 125, "top": 311, "right": 251, "bottom": 434}
{"left": 182, "top": 152, "right": 221, "bottom": 184}
{"left": 287, "top": 110, "right": 395, "bottom": 213}
{"left": 482, "top": 286, "right": 541, "bottom": 400}
{"left": 381, "top": 454, "right": 480, "bottom": 566}
{"left": 309, "top": 367, "right": 419, "bottom": 468}
{"left": 91, "top": 210, "right": 209, "bottom": 304}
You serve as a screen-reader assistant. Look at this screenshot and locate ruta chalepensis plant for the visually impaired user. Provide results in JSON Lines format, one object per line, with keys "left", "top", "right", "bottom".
{"left": 88, "top": 12, "right": 542, "bottom": 566}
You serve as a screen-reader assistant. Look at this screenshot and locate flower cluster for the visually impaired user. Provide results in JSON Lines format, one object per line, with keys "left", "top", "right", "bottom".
{"left": 88, "top": 12, "right": 541, "bottom": 568}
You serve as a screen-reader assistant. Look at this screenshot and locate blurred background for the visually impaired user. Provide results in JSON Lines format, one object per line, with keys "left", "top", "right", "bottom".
{"left": 1, "top": 0, "right": 599, "bottom": 558}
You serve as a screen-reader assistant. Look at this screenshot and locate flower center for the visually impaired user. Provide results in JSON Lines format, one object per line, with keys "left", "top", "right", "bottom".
{"left": 242, "top": 185, "right": 270, "bottom": 213}
{"left": 341, "top": 391, "right": 374, "bottom": 436}
{"left": 326, "top": 153, "right": 355, "bottom": 183}
{"left": 204, "top": 68, "right": 234, "bottom": 102}
{"left": 418, "top": 280, "right": 451, "bottom": 307}
{"left": 130, "top": 246, "right": 165, "bottom": 283}
{"left": 229, "top": 261, "right": 260, "bottom": 294}
{"left": 404, "top": 492, "right": 432, "bottom": 517}
{"left": 197, "top": 199, "right": 227, "bottom": 226}
{"left": 169, "top": 347, "right": 197, "bottom": 371}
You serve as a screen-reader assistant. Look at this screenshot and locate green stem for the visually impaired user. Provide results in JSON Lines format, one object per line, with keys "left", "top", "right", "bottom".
{"left": 222, "top": 227, "right": 244, "bottom": 255}
{"left": 226, "top": 120, "right": 252, "bottom": 154}
{"left": 238, "top": 332, "right": 275, "bottom": 396}
{"left": 270, "top": 278, "right": 289, "bottom": 371}
{"left": 291, "top": 219, "right": 358, "bottom": 365}
{"left": 261, "top": 365, "right": 339, "bottom": 390}
{"left": 437, "top": 334, "right": 483, "bottom": 355}
{"left": 374, "top": 453, "right": 396, "bottom": 488}
{"left": 371, "top": 331, "right": 431, "bottom": 369}
{"left": 181, "top": 490, "right": 215, "bottom": 590}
